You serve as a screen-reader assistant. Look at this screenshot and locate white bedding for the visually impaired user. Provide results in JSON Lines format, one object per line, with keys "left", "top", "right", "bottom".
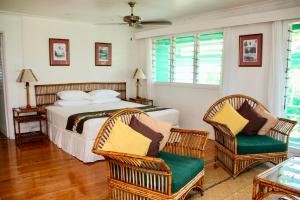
{"left": 46, "top": 100, "right": 179, "bottom": 163}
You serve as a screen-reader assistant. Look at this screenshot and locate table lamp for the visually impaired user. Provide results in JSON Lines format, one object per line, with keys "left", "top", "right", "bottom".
{"left": 16, "top": 69, "right": 38, "bottom": 109}
{"left": 133, "top": 68, "right": 146, "bottom": 99}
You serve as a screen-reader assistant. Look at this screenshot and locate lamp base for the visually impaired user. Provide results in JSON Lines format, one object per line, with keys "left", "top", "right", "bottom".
{"left": 25, "top": 82, "right": 31, "bottom": 110}
{"left": 136, "top": 79, "right": 141, "bottom": 100}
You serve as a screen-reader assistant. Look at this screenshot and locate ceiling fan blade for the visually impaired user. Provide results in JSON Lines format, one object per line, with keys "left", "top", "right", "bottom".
{"left": 94, "top": 22, "right": 128, "bottom": 26}
{"left": 134, "top": 23, "right": 144, "bottom": 29}
{"left": 140, "top": 20, "right": 172, "bottom": 25}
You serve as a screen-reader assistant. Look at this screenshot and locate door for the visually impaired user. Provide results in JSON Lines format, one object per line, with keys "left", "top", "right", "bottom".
{"left": 0, "top": 33, "right": 7, "bottom": 136}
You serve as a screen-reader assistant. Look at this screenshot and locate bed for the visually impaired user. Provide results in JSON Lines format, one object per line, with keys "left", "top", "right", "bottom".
{"left": 35, "top": 82, "right": 180, "bottom": 163}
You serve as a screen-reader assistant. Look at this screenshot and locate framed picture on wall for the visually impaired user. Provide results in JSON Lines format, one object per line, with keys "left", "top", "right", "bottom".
{"left": 95, "top": 43, "right": 112, "bottom": 66}
{"left": 239, "top": 34, "right": 263, "bottom": 67}
{"left": 49, "top": 38, "right": 70, "bottom": 66}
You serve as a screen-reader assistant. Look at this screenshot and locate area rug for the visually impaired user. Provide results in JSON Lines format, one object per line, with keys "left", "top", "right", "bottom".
{"left": 187, "top": 163, "right": 265, "bottom": 199}
{"left": 189, "top": 163, "right": 289, "bottom": 200}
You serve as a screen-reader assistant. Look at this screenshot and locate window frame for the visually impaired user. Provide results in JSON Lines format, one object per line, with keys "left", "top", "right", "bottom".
{"left": 152, "top": 29, "right": 224, "bottom": 87}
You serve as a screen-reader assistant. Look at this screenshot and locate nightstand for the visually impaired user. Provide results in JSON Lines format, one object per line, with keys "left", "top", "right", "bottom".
{"left": 13, "top": 107, "right": 48, "bottom": 145}
{"left": 129, "top": 97, "right": 153, "bottom": 106}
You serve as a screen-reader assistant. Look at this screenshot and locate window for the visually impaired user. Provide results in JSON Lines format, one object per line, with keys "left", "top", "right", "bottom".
{"left": 152, "top": 31, "right": 223, "bottom": 85}
{"left": 196, "top": 32, "right": 223, "bottom": 85}
{"left": 152, "top": 38, "right": 171, "bottom": 82}
{"left": 173, "top": 35, "right": 195, "bottom": 83}
{"left": 285, "top": 22, "right": 300, "bottom": 150}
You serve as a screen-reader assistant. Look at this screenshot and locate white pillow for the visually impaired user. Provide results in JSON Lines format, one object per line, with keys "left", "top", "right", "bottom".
{"left": 91, "top": 97, "right": 121, "bottom": 104}
{"left": 57, "top": 90, "right": 91, "bottom": 101}
{"left": 54, "top": 100, "right": 91, "bottom": 106}
{"left": 88, "top": 90, "right": 120, "bottom": 99}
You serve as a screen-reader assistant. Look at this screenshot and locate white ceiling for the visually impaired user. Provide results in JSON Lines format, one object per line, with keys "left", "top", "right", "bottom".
{"left": 0, "top": 0, "right": 268, "bottom": 24}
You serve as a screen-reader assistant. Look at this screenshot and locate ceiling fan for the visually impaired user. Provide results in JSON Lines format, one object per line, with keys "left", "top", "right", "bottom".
{"left": 99, "top": 2, "right": 172, "bottom": 28}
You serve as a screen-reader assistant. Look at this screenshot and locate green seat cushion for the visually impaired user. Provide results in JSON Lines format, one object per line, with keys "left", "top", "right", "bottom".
{"left": 158, "top": 152, "right": 204, "bottom": 193}
{"left": 237, "top": 134, "right": 287, "bottom": 155}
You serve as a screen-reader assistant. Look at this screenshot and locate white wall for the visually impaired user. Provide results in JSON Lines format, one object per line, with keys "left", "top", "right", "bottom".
{"left": 0, "top": 14, "right": 136, "bottom": 139}
{"left": 153, "top": 84, "right": 220, "bottom": 137}
{"left": 135, "top": 22, "right": 273, "bottom": 139}
{"left": 222, "top": 23, "right": 272, "bottom": 104}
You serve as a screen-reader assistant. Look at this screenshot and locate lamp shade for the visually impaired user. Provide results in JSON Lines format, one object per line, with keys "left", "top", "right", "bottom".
{"left": 16, "top": 69, "right": 38, "bottom": 82}
{"left": 133, "top": 68, "right": 146, "bottom": 80}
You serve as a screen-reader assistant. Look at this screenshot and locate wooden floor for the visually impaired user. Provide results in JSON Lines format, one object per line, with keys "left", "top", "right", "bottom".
{"left": 0, "top": 138, "right": 215, "bottom": 200}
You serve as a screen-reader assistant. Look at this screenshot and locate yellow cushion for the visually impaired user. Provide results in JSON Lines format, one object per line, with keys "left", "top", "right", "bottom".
{"left": 102, "top": 120, "right": 152, "bottom": 156}
{"left": 211, "top": 101, "right": 249, "bottom": 136}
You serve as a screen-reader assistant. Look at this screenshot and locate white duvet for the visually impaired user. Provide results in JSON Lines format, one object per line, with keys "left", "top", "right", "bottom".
{"left": 46, "top": 100, "right": 180, "bottom": 162}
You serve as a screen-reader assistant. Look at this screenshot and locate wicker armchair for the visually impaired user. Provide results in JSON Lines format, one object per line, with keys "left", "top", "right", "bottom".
{"left": 93, "top": 108, "right": 208, "bottom": 200}
{"left": 203, "top": 94, "right": 297, "bottom": 178}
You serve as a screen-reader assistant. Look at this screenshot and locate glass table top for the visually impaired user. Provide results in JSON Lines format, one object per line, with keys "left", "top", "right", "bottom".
{"left": 258, "top": 157, "right": 300, "bottom": 191}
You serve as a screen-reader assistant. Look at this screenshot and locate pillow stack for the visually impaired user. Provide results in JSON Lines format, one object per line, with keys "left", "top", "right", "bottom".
{"left": 254, "top": 105, "right": 279, "bottom": 135}
{"left": 211, "top": 100, "right": 278, "bottom": 136}
{"left": 102, "top": 114, "right": 172, "bottom": 157}
{"left": 102, "top": 120, "right": 152, "bottom": 156}
{"left": 55, "top": 90, "right": 92, "bottom": 106}
{"left": 237, "top": 101, "right": 267, "bottom": 136}
{"left": 54, "top": 89, "right": 121, "bottom": 106}
{"left": 88, "top": 90, "right": 121, "bottom": 104}
{"left": 211, "top": 101, "right": 249, "bottom": 136}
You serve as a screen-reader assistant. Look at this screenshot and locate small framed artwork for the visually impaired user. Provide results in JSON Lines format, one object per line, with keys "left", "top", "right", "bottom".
{"left": 95, "top": 43, "right": 112, "bottom": 66}
{"left": 239, "top": 34, "right": 263, "bottom": 67}
{"left": 49, "top": 38, "right": 70, "bottom": 66}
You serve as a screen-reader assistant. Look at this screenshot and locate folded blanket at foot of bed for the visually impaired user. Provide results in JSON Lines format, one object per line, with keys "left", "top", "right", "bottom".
{"left": 66, "top": 105, "right": 171, "bottom": 134}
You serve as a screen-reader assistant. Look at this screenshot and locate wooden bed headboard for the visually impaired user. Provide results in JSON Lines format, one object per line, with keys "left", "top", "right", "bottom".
{"left": 35, "top": 82, "right": 126, "bottom": 107}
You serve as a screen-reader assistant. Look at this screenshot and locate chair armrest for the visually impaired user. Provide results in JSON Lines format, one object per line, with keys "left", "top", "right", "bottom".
{"left": 93, "top": 149, "right": 170, "bottom": 171}
{"left": 92, "top": 149, "right": 173, "bottom": 195}
{"left": 204, "top": 119, "right": 237, "bottom": 153}
{"left": 267, "top": 117, "right": 297, "bottom": 143}
{"left": 162, "top": 128, "right": 208, "bottom": 159}
{"left": 204, "top": 119, "right": 235, "bottom": 138}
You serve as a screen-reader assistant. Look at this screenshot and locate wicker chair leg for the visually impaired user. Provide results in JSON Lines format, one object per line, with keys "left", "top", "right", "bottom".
{"left": 214, "top": 146, "right": 218, "bottom": 169}
{"left": 192, "top": 177, "right": 204, "bottom": 196}
{"left": 233, "top": 160, "right": 238, "bottom": 179}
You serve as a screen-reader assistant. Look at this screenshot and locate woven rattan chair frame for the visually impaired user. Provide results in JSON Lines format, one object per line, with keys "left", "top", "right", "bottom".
{"left": 93, "top": 108, "right": 208, "bottom": 200}
{"left": 203, "top": 94, "right": 297, "bottom": 178}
